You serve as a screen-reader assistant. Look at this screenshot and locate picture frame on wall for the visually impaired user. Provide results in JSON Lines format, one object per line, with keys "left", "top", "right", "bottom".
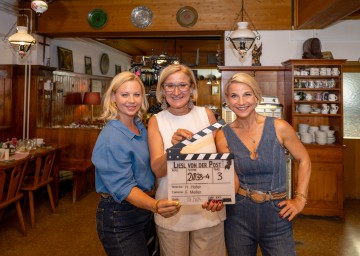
{"left": 57, "top": 47, "right": 73, "bottom": 72}
{"left": 115, "top": 64, "right": 122, "bottom": 74}
{"left": 84, "top": 56, "right": 92, "bottom": 75}
{"left": 211, "top": 85, "right": 219, "bottom": 95}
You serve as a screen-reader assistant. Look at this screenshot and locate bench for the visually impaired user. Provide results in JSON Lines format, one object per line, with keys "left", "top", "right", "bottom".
{"left": 59, "top": 160, "right": 95, "bottom": 203}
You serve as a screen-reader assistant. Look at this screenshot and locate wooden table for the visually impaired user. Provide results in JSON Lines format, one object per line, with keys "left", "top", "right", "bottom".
{"left": 0, "top": 151, "right": 30, "bottom": 166}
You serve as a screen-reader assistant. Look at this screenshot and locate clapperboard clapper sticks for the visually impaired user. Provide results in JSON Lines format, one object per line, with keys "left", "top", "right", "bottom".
{"left": 166, "top": 119, "right": 235, "bottom": 205}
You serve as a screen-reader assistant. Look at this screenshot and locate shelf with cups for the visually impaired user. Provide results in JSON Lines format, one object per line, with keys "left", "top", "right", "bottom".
{"left": 282, "top": 59, "right": 346, "bottom": 218}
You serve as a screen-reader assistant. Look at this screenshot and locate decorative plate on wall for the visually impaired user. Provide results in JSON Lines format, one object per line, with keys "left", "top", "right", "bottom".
{"left": 100, "top": 53, "right": 109, "bottom": 75}
{"left": 176, "top": 6, "right": 198, "bottom": 28}
{"left": 131, "top": 6, "right": 153, "bottom": 29}
{"left": 88, "top": 9, "right": 108, "bottom": 29}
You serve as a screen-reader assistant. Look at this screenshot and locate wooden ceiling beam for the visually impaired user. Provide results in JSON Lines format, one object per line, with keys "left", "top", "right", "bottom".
{"left": 296, "top": 0, "right": 360, "bottom": 29}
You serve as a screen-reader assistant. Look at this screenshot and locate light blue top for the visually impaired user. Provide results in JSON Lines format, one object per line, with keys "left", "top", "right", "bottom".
{"left": 92, "top": 118, "right": 155, "bottom": 203}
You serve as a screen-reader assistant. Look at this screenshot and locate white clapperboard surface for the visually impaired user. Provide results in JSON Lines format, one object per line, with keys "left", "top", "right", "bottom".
{"left": 167, "top": 119, "right": 235, "bottom": 205}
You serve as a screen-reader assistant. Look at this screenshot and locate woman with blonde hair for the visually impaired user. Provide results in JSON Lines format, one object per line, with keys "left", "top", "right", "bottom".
{"left": 148, "top": 64, "right": 226, "bottom": 256}
{"left": 92, "top": 71, "right": 180, "bottom": 256}
{"left": 217, "top": 72, "right": 311, "bottom": 255}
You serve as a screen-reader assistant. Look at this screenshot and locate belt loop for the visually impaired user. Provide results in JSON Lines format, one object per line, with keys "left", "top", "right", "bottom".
{"left": 246, "top": 188, "right": 251, "bottom": 197}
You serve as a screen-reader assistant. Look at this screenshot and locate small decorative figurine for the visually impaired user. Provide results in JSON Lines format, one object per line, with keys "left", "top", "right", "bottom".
{"left": 252, "top": 43, "right": 262, "bottom": 66}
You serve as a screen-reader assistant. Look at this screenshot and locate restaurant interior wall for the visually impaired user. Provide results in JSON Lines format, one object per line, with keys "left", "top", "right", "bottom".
{"left": 224, "top": 20, "right": 360, "bottom": 66}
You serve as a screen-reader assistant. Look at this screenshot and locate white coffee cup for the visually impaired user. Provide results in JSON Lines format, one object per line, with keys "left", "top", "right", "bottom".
{"left": 331, "top": 68, "right": 340, "bottom": 76}
{"left": 305, "top": 93, "right": 313, "bottom": 101}
{"left": 294, "top": 95, "right": 301, "bottom": 101}
{"left": 328, "top": 94, "right": 338, "bottom": 101}
{"left": 34, "top": 138, "right": 44, "bottom": 147}
{"left": 330, "top": 104, "right": 339, "bottom": 112}
{"left": 301, "top": 70, "right": 309, "bottom": 76}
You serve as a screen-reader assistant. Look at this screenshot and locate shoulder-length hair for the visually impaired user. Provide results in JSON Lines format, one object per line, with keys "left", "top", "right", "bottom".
{"left": 155, "top": 64, "right": 198, "bottom": 103}
{"left": 99, "top": 71, "right": 149, "bottom": 121}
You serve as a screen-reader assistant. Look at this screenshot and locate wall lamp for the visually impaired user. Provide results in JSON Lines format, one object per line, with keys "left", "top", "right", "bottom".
{"left": 226, "top": 0, "right": 261, "bottom": 59}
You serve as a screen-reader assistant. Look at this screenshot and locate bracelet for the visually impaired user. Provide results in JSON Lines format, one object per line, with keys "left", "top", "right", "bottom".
{"left": 294, "top": 191, "right": 307, "bottom": 201}
{"left": 152, "top": 200, "right": 160, "bottom": 213}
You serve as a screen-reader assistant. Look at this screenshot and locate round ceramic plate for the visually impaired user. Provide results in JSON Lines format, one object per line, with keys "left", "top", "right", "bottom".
{"left": 88, "top": 9, "right": 108, "bottom": 29}
{"left": 176, "top": 6, "right": 198, "bottom": 27}
{"left": 131, "top": 6, "right": 153, "bottom": 29}
{"left": 100, "top": 53, "right": 109, "bottom": 75}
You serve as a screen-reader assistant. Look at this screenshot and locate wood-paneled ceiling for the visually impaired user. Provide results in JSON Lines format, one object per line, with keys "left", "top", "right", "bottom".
{"left": 21, "top": 0, "right": 360, "bottom": 60}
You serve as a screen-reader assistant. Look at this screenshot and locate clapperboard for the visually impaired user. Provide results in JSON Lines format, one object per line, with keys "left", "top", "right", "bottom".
{"left": 167, "top": 119, "right": 235, "bottom": 205}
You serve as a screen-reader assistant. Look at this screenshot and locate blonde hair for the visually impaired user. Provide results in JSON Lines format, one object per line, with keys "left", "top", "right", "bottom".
{"left": 100, "top": 71, "right": 149, "bottom": 121}
{"left": 155, "top": 64, "right": 198, "bottom": 103}
{"left": 224, "top": 72, "right": 262, "bottom": 101}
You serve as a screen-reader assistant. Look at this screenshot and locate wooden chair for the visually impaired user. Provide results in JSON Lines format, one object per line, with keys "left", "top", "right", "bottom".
{"left": 21, "top": 149, "right": 57, "bottom": 228}
{"left": 0, "top": 155, "right": 31, "bottom": 236}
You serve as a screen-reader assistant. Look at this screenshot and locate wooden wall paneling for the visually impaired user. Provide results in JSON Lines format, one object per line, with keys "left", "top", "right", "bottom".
{"left": 343, "top": 138, "right": 360, "bottom": 198}
{"left": 0, "top": 66, "right": 13, "bottom": 141}
{"left": 196, "top": 80, "right": 221, "bottom": 109}
{"left": 36, "top": 128, "right": 100, "bottom": 162}
{"left": 36, "top": 0, "right": 292, "bottom": 37}
{"left": 218, "top": 66, "right": 286, "bottom": 118}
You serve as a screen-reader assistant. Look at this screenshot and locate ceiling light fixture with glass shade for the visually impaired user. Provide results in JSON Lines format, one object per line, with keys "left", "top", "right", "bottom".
{"left": 7, "top": 12, "right": 36, "bottom": 59}
{"left": 31, "top": 0, "right": 48, "bottom": 15}
{"left": 226, "top": 0, "right": 261, "bottom": 59}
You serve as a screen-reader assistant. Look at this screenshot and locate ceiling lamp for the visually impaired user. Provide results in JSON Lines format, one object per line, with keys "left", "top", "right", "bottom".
{"left": 31, "top": 0, "right": 48, "bottom": 15}
{"left": 8, "top": 25, "right": 36, "bottom": 58}
{"left": 226, "top": 0, "right": 260, "bottom": 58}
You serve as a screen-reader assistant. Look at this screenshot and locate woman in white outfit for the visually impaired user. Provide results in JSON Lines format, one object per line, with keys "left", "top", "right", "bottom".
{"left": 147, "top": 64, "right": 226, "bottom": 256}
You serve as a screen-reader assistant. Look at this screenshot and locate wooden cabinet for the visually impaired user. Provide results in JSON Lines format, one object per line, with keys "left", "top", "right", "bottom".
{"left": 0, "top": 65, "right": 14, "bottom": 141}
{"left": 282, "top": 59, "right": 346, "bottom": 218}
{"left": 13, "top": 65, "right": 56, "bottom": 139}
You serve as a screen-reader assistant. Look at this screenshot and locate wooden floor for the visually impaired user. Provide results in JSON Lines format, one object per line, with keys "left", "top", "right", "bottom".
{"left": 0, "top": 188, "right": 359, "bottom": 256}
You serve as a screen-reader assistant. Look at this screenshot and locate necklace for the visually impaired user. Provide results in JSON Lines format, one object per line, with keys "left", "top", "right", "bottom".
{"left": 245, "top": 134, "right": 258, "bottom": 160}
{"left": 233, "top": 121, "right": 258, "bottom": 160}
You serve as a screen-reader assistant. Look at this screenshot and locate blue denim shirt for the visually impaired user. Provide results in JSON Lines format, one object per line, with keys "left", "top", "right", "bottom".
{"left": 92, "top": 118, "right": 155, "bottom": 203}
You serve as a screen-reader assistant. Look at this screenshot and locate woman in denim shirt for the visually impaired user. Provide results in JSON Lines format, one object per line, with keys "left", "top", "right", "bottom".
{"left": 92, "top": 71, "right": 180, "bottom": 256}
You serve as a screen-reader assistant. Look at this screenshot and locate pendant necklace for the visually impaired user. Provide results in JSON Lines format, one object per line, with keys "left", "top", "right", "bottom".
{"left": 233, "top": 121, "right": 258, "bottom": 160}
{"left": 243, "top": 133, "right": 258, "bottom": 160}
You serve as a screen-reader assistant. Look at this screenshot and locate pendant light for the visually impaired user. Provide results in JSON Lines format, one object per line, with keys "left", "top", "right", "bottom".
{"left": 31, "top": 0, "right": 48, "bottom": 15}
{"left": 226, "top": 0, "right": 261, "bottom": 58}
{"left": 8, "top": 24, "right": 36, "bottom": 58}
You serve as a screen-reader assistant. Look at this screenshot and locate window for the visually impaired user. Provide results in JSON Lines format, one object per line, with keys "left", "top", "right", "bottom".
{"left": 343, "top": 73, "right": 360, "bottom": 138}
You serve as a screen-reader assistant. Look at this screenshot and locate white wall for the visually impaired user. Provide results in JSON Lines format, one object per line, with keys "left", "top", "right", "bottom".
{"left": 225, "top": 20, "right": 360, "bottom": 66}
{"left": 50, "top": 38, "right": 132, "bottom": 77}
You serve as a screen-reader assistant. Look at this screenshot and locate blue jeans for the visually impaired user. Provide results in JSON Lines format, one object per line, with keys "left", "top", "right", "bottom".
{"left": 96, "top": 196, "right": 153, "bottom": 256}
{"left": 225, "top": 194, "right": 296, "bottom": 256}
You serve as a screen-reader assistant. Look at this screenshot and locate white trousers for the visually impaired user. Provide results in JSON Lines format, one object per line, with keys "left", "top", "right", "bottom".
{"left": 156, "top": 222, "right": 226, "bottom": 256}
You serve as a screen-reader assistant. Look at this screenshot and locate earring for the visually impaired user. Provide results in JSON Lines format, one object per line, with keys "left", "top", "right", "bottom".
{"left": 112, "top": 102, "right": 117, "bottom": 107}
{"left": 161, "top": 98, "right": 168, "bottom": 110}
{"left": 188, "top": 98, "right": 194, "bottom": 109}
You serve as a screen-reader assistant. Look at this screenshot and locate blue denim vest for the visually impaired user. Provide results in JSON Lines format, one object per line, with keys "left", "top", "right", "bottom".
{"left": 223, "top": 117, "right": 287, "bottom": 193}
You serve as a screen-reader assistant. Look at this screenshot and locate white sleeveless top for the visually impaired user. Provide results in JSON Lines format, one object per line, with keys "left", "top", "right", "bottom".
{"left": 154, "top": 106, "right": 226, "bottom": 231}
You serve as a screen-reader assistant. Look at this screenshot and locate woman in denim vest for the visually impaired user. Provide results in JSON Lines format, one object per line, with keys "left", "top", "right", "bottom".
{"left": 215, "top": 72, "right": 311, "bottom": 256}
